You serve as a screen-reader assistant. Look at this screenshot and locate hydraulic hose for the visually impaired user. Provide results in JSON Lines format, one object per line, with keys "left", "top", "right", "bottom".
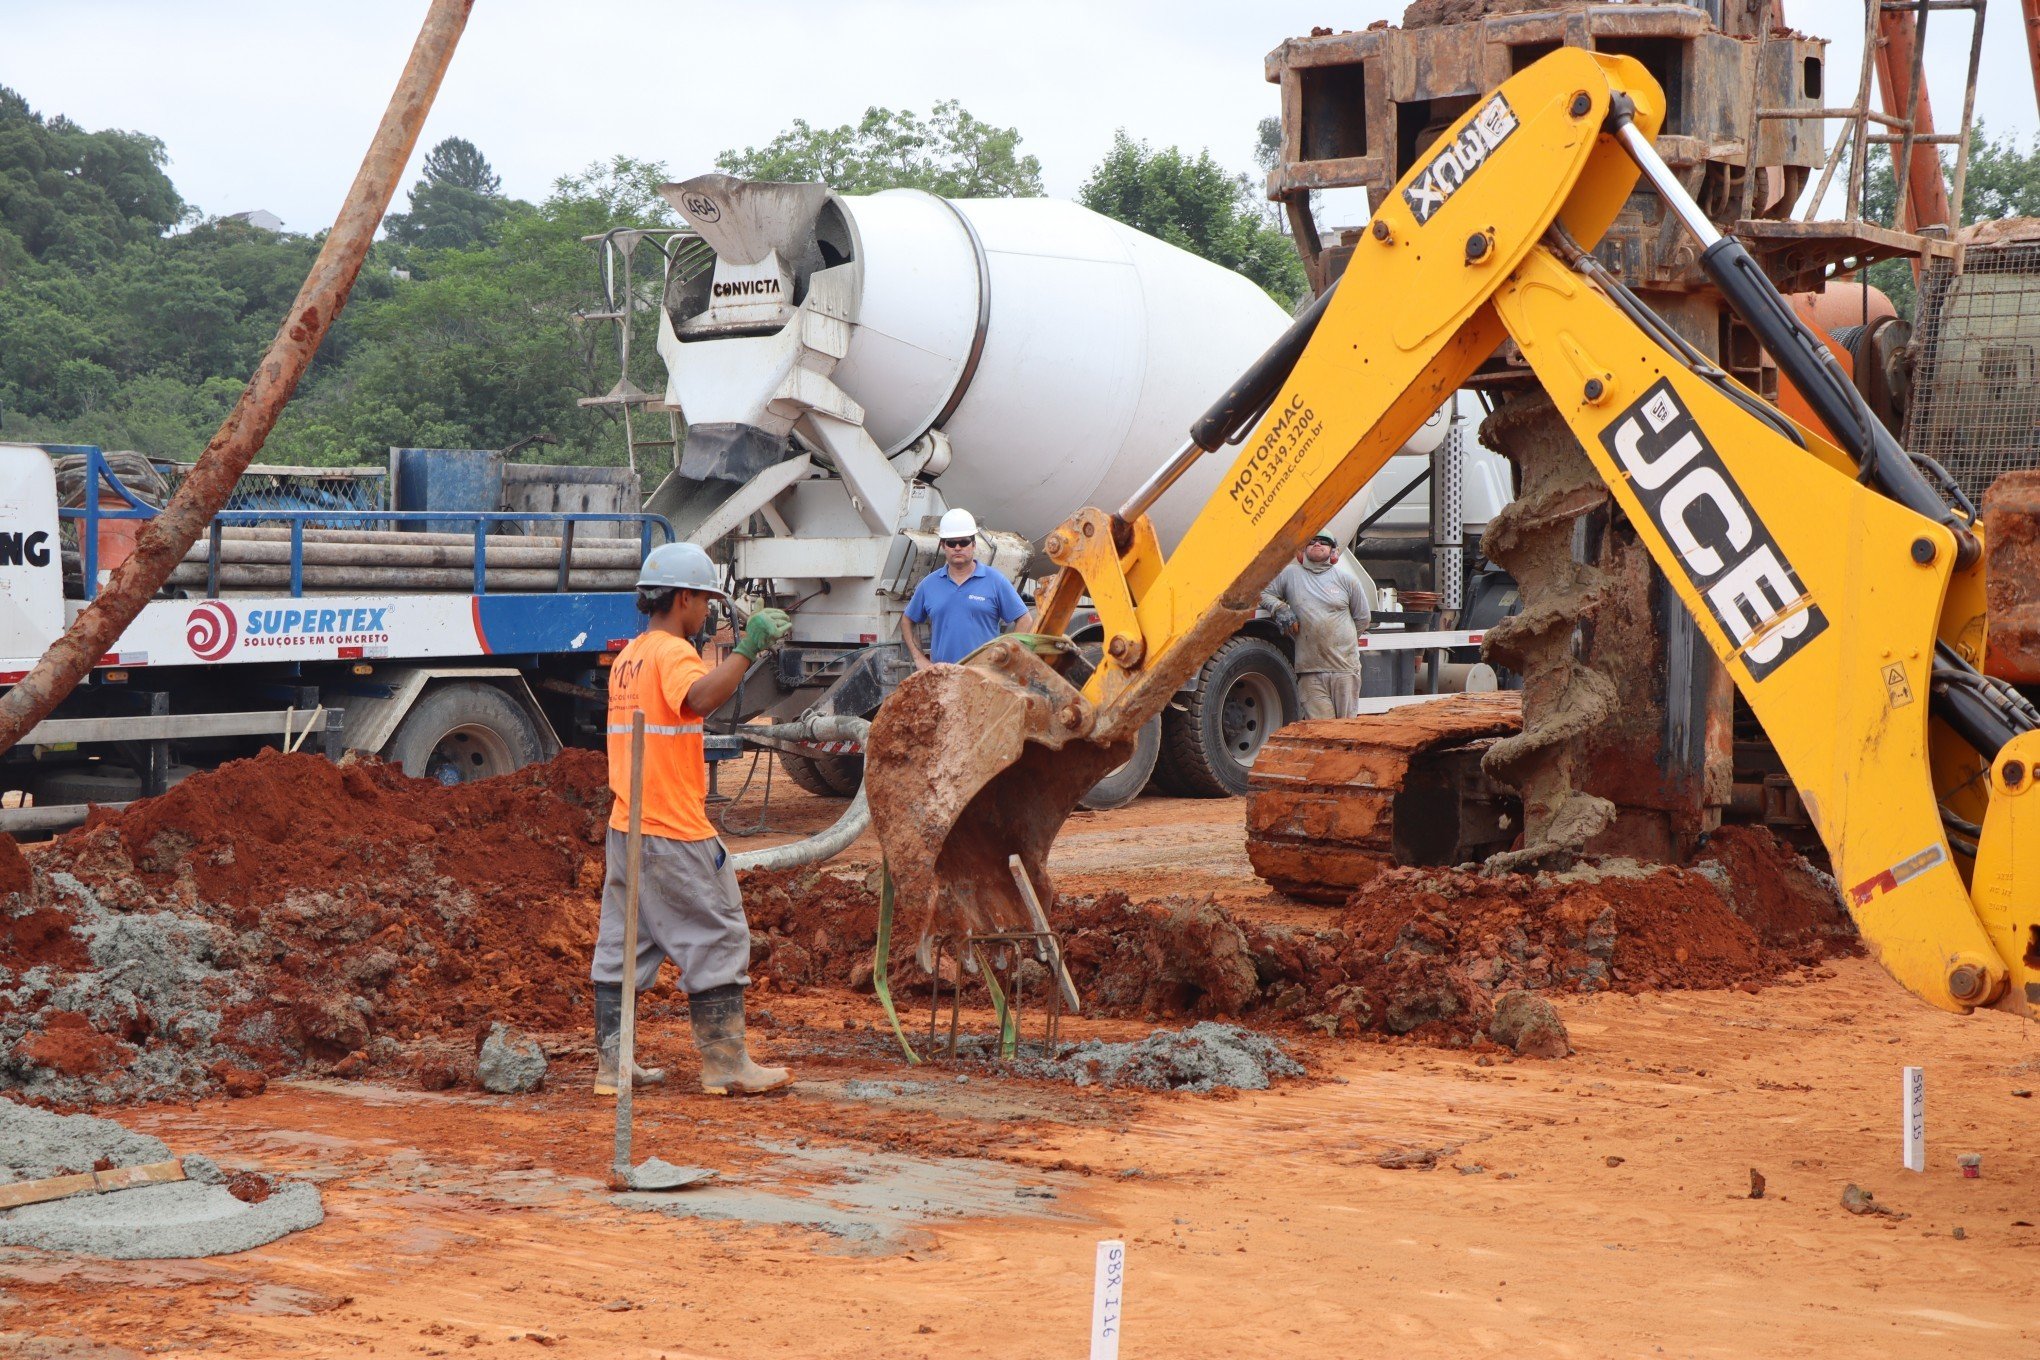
{"left": 1604, "top": 94, "right": 1980, "bottom": 565}
{"left": 726, "top": 714, "right": 872, "bottom": 872}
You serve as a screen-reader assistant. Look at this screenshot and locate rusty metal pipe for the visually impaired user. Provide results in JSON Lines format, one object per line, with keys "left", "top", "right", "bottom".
{"left": 0, "top": 0, "right": 473, "bottom": 758}
{"left": 2025, "top": 0, "right": 2040, "bottom": 125}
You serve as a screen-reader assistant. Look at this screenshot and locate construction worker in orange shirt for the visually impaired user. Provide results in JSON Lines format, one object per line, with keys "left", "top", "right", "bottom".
{"left": 592, "top": 542, "right": 793, "bottom": 1096}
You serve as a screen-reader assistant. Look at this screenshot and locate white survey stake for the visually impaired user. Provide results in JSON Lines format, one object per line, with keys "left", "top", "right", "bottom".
{"left": 1090, "top": 1239, "right": 1125, "bottom": 1359}
{"left": 1902, "top": 1066, "right": 1925, "bottom": 1172}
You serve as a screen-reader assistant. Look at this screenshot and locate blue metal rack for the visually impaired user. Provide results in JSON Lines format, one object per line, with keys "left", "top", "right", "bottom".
{"left": 57, "top": 446, "right": 676, "bottom": 600}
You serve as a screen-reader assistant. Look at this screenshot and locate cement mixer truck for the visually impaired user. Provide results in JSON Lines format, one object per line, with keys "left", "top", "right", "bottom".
{"left": 639, "top": 174, "right": 1514, "bottom": 806}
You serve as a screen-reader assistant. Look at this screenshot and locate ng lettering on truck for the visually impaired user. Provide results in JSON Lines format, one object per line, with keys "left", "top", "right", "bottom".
{"left": 1600, "top": 379, "right": 1828, "bottom": 680}
{"left": 0, "top": 530, "right": 51, "bottom": 568}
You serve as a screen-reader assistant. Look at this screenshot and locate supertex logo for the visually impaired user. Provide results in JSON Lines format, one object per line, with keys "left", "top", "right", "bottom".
{"left": 185, "top": 602, "right": 392, "bottom": 660}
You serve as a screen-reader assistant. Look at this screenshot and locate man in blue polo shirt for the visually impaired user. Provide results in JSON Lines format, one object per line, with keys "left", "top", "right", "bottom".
{"left": 902, "top": 508, "right": 1029, "bottom": 667}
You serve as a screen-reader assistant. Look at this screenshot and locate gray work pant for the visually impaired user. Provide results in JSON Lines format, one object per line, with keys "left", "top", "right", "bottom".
{"left": 1297, "top": 671, "right": 1361, "bottom": 721}
{"left": 590, "top": 828, "right": 750, "bottom": 993}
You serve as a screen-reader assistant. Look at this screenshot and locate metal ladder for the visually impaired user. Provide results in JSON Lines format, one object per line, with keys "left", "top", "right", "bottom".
{"left": 575, "top": 227, "right": 714, "bottom": 479}
{"left": 1747, "top": 0, "right": 1985, "bottom": 234}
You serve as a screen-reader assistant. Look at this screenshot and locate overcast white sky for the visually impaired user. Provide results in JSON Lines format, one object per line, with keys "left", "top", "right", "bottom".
{"left": 5, "top": 0, "right": 2037, "bottom": 234}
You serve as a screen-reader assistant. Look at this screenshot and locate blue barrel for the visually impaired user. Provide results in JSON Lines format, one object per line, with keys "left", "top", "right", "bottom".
{"left": 390, "top": 448, "right": 505, "bottom": 535}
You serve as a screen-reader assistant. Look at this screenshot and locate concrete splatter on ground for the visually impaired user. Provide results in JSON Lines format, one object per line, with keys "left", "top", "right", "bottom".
{"left": 475, "top": 1022, "right": 547, "bottom": 1093}
{"left": 0, "top": 1103, "right": 321, "bottom": 1259}
{"left": 1016, "top": 1022, "right": 1304, "bottom": 1092}
{"left": 617, "top": 1139, "right": 1075, "bottom": 1255}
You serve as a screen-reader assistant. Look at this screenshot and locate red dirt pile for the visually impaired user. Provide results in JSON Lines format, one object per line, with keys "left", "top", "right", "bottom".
{"left": 733, "top": 826, "right": 1854, "bottom": 1051}
{"left": 1306, "top": 826, "right": 1855, "bottom": 1044}
{"left": 3, "top": 749, "right": 612, "bottom": 1101}
{"left": 1, "top": 741, "right": 1853, "bottom": 1101}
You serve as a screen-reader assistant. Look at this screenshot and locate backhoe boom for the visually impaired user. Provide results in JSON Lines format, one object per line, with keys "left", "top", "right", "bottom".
{"left": 864, "top": 46, "right": 2039, "bottom": 1019}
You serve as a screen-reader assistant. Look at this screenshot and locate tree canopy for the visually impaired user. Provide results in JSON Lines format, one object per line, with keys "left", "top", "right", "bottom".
{"left": 716, "top": 101, "right": 1044, "bottom": 198}
{"left": 0, "top": 86, "right": 660, "bottom": 473}
{"left": 2, "top": 87, "right": 1323, "bottom": 477}
{"left": 0, "top": 85, "right": 184, "bottom": 270}
{"left": 1856, "top": 125, "right": 2040, "bottom": 316}
{"left": 1078, "top": 131, "right": 1308, "bottom": 308}
{"left": 383, "top": 135, "right": 514, "bottom": 252}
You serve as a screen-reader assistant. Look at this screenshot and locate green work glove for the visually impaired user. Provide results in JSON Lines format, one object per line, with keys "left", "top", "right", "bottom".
{"left": 734, "top": 607, "right": 792, "bottom": 660}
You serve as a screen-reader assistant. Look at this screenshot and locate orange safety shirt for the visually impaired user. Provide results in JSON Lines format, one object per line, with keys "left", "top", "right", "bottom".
{"left": 606, "top": 629, "right": 714, "bottom": 841}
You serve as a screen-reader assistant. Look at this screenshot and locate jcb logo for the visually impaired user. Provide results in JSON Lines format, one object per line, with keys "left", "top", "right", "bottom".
{"left": 1601, "top": 379, "right": 1828, "bottom": 680}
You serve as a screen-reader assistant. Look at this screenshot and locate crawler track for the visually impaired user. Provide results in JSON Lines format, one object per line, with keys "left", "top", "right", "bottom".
{"left": 1245, "top": 692, "right": 1524, "bottom": 902}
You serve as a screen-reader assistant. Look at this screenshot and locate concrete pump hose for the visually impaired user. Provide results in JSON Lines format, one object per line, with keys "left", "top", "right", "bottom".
{"left": 727, "top": 715, "right": 872, "bottom": 873}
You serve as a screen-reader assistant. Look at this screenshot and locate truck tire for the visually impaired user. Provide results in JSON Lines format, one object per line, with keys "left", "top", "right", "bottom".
{"left": 30, "top": 765, "right": 142, "bottom": 806}
{"left": 777, "top": 750, "right": 863, "bottom": 798}
{"left": 777, "top": 751, "right": 840, "bottom": 797}
{"left": 1154, "top": 637, "right": 1298, "bottom": 798}
{"left": 816, "top": 752, "right": 864, "bottom": 796}
{"left": 1077, "top": 715, "right": 1161, "bottom": 811}
{"left": 386, "top": 682, "right": 545, "bottom": 786}
{"left": 28, "top": 763, "right": 199, "bottom": 807}
{"left": 1069, "top": 641, "right": 1159, "bottom": 810}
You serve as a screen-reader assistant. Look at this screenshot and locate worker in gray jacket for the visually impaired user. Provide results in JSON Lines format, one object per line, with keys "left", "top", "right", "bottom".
{"left": 1261, "top": 533, "right": 1373, "bottom": 721}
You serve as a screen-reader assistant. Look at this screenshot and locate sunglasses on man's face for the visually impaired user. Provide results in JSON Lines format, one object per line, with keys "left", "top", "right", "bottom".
{"left": 941, "top": 537, "right": 973, "bottom": 548}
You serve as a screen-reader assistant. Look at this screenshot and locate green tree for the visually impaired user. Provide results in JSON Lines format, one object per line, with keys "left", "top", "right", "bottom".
{"left": 1956, "top": 125, "right": 2040, "bottom": 219}
{"left": 550, "top": 155, "right": 679, "bottom": 226}
{"left": 716, "top": 101, "right": 1044, "bottom": 197}
{"left": 1079, "top": 131, "right": 1308, "bottom": 308}
{"left": 0, "top": 85, "right": 183, "bottom": 269}
{"left": 422, "top": 137, "right": 500, "bottom": 195}
{"left": 263, "top": 162, "right": 679, "bottom": 471}
{"left": 383, "top": 136, "right": 513, "bottom": 251}
{"left": 0, "top": 82, "right": 682, "bottom": 475}
{"left": 1852, "top": 125, "right": 2040, "bottom": 318}
{"left": 1254, "top": 116, "right": 1282, "bottom": 174}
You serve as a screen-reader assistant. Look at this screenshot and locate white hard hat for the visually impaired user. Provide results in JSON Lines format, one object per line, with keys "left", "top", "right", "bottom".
{"left": 637, "top": 542, "right": 727, "bottom": 596}
{"left": 937, "top": 508, "right": 979, "bottom": 540}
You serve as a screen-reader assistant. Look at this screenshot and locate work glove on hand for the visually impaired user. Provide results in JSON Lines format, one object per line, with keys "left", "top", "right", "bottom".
{"left": 734, "top": 607, "right": 792, "bottom": 660}
{"left": 1273, "top": 605, "right": 1298, "bottom": 635}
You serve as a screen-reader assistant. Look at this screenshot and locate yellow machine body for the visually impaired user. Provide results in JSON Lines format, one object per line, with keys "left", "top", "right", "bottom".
{"left": 864, "top": 47, "right": 2037, "bottom": 1019}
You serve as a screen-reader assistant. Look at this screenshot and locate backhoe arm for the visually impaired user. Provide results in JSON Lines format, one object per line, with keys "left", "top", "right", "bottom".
{"left": 865, "top": 46, "right": 2039, "bottom": 1018}
{"left": 866, "top": 47, "right": 1667, "bottom": 944}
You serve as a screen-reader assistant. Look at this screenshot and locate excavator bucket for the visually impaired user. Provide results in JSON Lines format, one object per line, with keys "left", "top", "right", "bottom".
{"left": 864, "top": 639, "right": 1129, "bottom": 953}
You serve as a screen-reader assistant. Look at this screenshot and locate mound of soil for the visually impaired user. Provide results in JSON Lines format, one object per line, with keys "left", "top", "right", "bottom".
{"left": 3, "top": 750, "right": 612, "bottom": 1103}
{"left": 735, "top": 827, "right": 1854, "bottom": 1052}
{"left": 0, "top": 739, "right": 1855, "bottom": 1103}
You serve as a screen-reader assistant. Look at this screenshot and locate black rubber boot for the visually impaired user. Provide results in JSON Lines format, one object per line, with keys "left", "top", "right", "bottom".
{"left": 592, "top": 981, "right": 667, "bottom": 1096}
{"left": 687, "top": 984, "right": 792, "bottom": 1096}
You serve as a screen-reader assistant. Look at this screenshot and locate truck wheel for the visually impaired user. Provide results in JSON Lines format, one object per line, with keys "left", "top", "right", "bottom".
{"left": 30, "top": 765, "right": 142, "bottom": 806}
{"left": 816, "top": 753, "right": 864, "bottom": 796}
{"left": 1155, "top": 637, "right": 1298, "bottom": 798}
{"left": 28, "top": 763, "right": 199, "bottom": 807}
{"left": 777, "top": 751, "right": 841, "bottom": 797}
{"left": 776, "top": 750, "right": 863, "bottom": 798}
{"left": 1077, "top": 715, "right": 1160, "bottom": 811}
{"left": 386, "top": 682, "right": 544, "bottom": 786}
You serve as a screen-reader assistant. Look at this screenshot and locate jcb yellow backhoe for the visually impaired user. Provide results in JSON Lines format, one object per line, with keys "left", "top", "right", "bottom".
{"left": 863, "top": 46, "right": 2040, "bottom": 1020}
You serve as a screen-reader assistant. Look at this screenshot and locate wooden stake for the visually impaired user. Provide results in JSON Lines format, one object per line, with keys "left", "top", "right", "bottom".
{"left": 613, "top": 711, "right": 647, "bottom": 1180}
{"left": 1090, "top": 1238, "right": 1126, "bottom": 1359}
{"left": 1903, "top": 1066, "right": 1925, "bottom": 1172}
{"left": 0, "top": 1159, "right": 186, "bottom": 1210}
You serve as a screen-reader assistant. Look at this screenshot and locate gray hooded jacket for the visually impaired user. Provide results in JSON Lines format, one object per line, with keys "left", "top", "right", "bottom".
{"left": 1260, "top": 558, "right": 1373, "bottom": 675}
